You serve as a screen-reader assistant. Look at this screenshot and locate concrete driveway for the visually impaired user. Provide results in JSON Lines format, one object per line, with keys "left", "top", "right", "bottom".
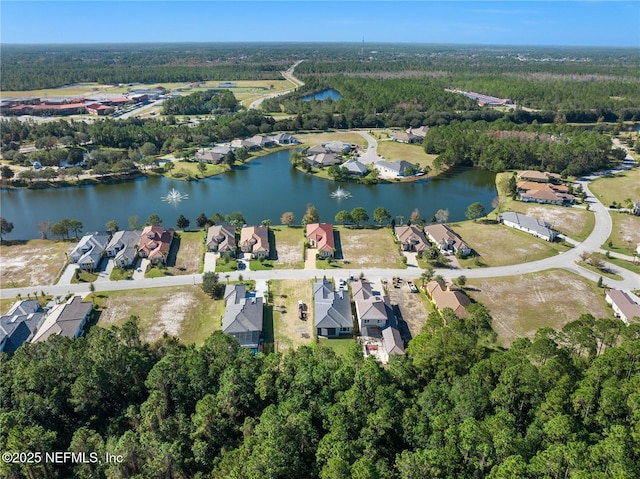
{"left": 203, "top": 252, "right": 217, "bottom": 272}
{"left": 58, "top": 264, "right": 79, "bottom": 285}
{"left": 132, "top": 258, "right": 150, "bottom": 280}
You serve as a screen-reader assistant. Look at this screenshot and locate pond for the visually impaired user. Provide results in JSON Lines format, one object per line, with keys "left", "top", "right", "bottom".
{"left": 301, "top": 89, "right": 343, "bottom": 101}
{"left": 0, "top": 150, "right": 497, "bottom": 239}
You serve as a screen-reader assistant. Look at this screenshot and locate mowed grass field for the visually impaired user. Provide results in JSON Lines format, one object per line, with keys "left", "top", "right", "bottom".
{"left": 296, "top": 131, "right": 367, "bottom": 148}
{"left": 269, "top": 279, "right": 314, "bottom": 351}
{"left": 94, "top": 285, "right": 222, "bottom": 346}
{"left": 590, "top": 167, "right": 640, "bottom": 207}
{"left": 466, "top": 269, "right": 612, "bottom": 347}
{"left": 336, "top": 227, "right": 405, "bottom": 269}
{"left": 376, "top": 140, "right": 438, "bottom": 173}
{"left": 0, "top": 239, "right": 73, "bottom": 288}
{"left": 271, "top": 226, "right": 305, "bottom": 270}
{"left": 451, "top": 221, "right": 572, "bottom": 268}
{"left": 603, "top": 212, "right": 640, "bottom": 256}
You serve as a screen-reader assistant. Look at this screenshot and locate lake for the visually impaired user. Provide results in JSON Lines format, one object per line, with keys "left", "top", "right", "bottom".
{"left": 301, "top": 89, "right": 343, "bottom": 101}
{"left": 0, "top": 150, "right": 497, "bottom": 239}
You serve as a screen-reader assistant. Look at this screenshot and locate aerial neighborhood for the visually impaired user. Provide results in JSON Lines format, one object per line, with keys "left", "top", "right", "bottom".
{"left": 1, "top": 27, "right": 640, "bottom": 479}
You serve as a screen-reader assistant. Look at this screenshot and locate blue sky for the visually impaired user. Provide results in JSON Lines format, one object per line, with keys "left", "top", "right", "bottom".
{"left": 1, "top": 1, "right": 639, "bottom": 47}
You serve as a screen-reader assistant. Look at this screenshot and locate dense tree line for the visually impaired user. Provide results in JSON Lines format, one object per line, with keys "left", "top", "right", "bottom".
{"left": 1, "top": 307, "right": 638, "bottom": 478}
{"left": 423, "top": 120, "right": 621, "bottom": 176}
{"left": 162, "top": 90, "right": 238, "bottom": 116}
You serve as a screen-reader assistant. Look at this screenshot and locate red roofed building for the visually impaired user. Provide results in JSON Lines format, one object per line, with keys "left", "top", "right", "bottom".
{"left": 86, "top": 103, "right": 115, "bottom": 116}
{"left": 306, "top": 223, "right": 335, "bottom": 258}
{"left": 32, "top": 103, "right": 87, "bottom": 115}
{"left": 138, "top": 226, "right": 175, "bottom": 264}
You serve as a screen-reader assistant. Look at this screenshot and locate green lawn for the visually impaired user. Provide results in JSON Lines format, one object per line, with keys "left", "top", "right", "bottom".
{"left": 110, "top": 267, "right": 133, "bottom": 281}
{"left": 163, "top": 160, "right": 229, "bottom": 180}
{"left": 170, "top": 231, "right": 205, "bottom": 275}
{"left": 145, "top": 266, "right": 171, "bottom": 278}
{"left": 250, "top": 259, "right": 275, "bottom": 271}
{"left": 589, "top": 167, "right": 640, "bottom": 208}
{"left": 602, "top": 212, "right": 640, "bottom": 256}
{"left": 451, "top": 221, "right": 572, "bottom": 268}
{"left": 376, "top": 140, "right": 438, "bottom": 173}
{"left": 317, "top": 337, "right": 358, "bottom": 357}
{"left": 592, "top": 252, "right": 640, "bottom": 275}
{"left": 91, "top": 286, "right": 223, "bottom": 347}
{"left": 575, "top": 261, "right": 623, "bottom": 280}
{"left": 296, "top": 131, "right": 367, "bottom": 148}
{"left": 71, "top": 271, "right": 98, "bottom": 283}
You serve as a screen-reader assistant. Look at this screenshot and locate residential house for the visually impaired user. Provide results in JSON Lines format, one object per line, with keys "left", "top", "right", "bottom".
{"left": 222, "top": 284, "right": 264, "bottom": 351}
{"left": 306, "top": 145, "right": 329, "bottom": 155}
{"left": 206, "top": 225, "right": 236, "bottom": 255}
{"left": 272, "top": 133, "right": 299, "bottom": 145}
{"left": 306, "top": 153, "right": 341, "bottom": 167}
{"left": 231, "top": 138, "right": 258, "bottom": 150}
{"left": 322, "top": 141, "right": 352, "bottom": 154}
{"left": 395, "top": 225, "right": 430, "bottom": 252}
{"left": 605, "top": 290, "right": 640, "bottom": 324}
{"left": 407, "top": 126, "right": 429, "bottom": 138}
{"left": 196, "top": 150, "right": 224, "bottom": 164}
{"left": 374, "top": 160, "right": 416, "bottom": 178}
{"left": 0, "top": 300, "right": 45, "bottom": 354}
{"left": 516, "top": 181, "right": 575, "bottom": 205}
{"left": 353, "top": 281, "right": 393, "bottom": 334}
{"left": 382, "top": 327, "right": 405, "bottom": 358}
{"left": 31, "top": 296, "right": 93, "bottom": 343}
{"left": 426, "top": 281, "right": 471, "bottom": 318}
{"left": 390, "top": 131, "right": 420, "bottom": 143}
{"left": 240, "top": 226, "right": 270, "bottom": 259}
{"left": 424, "top": 224, "right": 471, "bottom": 256}
{"left": 138, "top": 226, "right": 175, "bottom": 264}
{"left": 500, "top": 211, "right": 557, "bottom": 242}
{"left": 210, "top": 145, "right": 235, "bottom": 156}
{"left": 70, "top": 232, "right": 111, "bottom": 272}
{"left": 314, "top": 279, "right": 353, "bottom": 338}
{"left": 342, "top": 159, "right": 369, "bottom": 176}
{"left": 105, "top": 230, "right": 142, "bottom": 267}
{"left": 247, "top": 135, "right": 276, "bottom": 149}
{"left": 306, "top": 223, "right": 335, "bottom": 258}
{"left": 518, "top": 170, "right": 561, "bottom": 184}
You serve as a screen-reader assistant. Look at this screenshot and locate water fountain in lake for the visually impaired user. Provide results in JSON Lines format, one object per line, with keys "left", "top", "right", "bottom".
{"left": 330, "top": 186, "right": 352, "bottom": 200}
{"left": 162, "top": 188, "right": 189, "bottom": 203}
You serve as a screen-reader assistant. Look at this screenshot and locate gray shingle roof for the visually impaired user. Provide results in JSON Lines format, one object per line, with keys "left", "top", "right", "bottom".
{"left": 314, "top": 279, "right": 352, "bottom": 329}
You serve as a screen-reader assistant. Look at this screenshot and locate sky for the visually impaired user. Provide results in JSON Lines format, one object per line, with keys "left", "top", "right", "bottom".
{"left": 1, "top": 1, "right": 639, "bottom": 47}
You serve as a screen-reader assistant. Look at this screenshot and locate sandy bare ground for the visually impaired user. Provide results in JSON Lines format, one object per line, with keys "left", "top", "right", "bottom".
{"left": 276, "top": 243, "right": 303, "bottom": 268}
{"left": 169, "top": 232, "right": 204, "bottom": 275}
{"left": 386, "top": 280, "right": 430, "bottom": 342}
{"left": 99, "top": 290, "right": 197, "bottom": 342}
{"left": 615, "top": 215, "right": 640, "bottom": 245}
{"left": 0, "top": 240, "right": 73, "bottom": 288}
{"left": 270, "top": 279, "right": 313, "bottom": 351}
{"left": 338, "top": 228, "right": 404, "bottom": 269}
{"left": 467, "top": 270, "right": 611, "bottom": 347}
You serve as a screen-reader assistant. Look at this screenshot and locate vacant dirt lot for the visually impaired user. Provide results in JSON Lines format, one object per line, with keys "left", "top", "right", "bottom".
{"left": 606, "top": 213, "right": 640, "bottom": 255}
{"left": 97, "top": 286, "right": 222, "bottom": 346}
{"left": 272, "top": 227, "right": 305, "bottom": 269}
{"left": 385, "top": 279, "right": 432, "bottom": 342}
{"left": 0, "top": 239, "right": 73, "bottom": 288}
{"left": 466, "top": 270, "right": 611, "bottom": 347}
{"left": 337, "top": 227, "right": 405, "bottom": 269}
{"left": 169, "top": 231, "right": 205, "bottom": 275}
{"left": 269, "top": 279, "right": 313, "bottom": 351}
{"left": 452, "top": 222, "right": 570, "bottom": 267}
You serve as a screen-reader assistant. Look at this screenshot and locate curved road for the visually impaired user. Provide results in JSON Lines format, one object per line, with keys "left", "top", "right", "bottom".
{"left": 248, "top": 60, "right": 305, "bottom": 110}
